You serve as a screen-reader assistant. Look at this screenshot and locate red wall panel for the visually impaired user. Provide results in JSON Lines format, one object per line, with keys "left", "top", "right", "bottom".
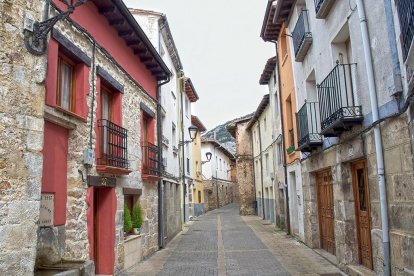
{"left": 42, "top": 121, "right": 69, "bottom": 226}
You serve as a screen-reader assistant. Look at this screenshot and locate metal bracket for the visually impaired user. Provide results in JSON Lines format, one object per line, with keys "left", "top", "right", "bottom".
{"left": 24, "top": 0, "right": 87, "bottom": 56}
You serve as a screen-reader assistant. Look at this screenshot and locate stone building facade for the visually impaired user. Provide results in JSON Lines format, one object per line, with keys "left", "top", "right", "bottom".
{"left": 261, "top": 0, "right": 414, "bottom": 274}
{"left": 1, "top": 0, "right": 171, "bottom": 275}
{"left": 201, "top": 138, "right": 236, "bottom": 212}
{"left": 0, "top": 1, "right": 47, "bottom": 275}
{"left": 228, "top": 117, "right": 255, "bottom": 215}
{"left": 247, "top": 95, "right": 276, "bottom": 223}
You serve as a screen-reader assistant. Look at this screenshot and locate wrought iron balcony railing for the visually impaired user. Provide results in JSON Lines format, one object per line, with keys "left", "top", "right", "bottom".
{"left": 318, "top": 62, "right": 363, "bottom": 136}
{"left": 396, "top": 0, "right": 414, "bottom": 61}
{"left": 296, "top": 102, "right": 323, "bottom": 152}
{"left": 314, "top": 0, "right": 335, "bottom": 19}
{"left": 292, "top": 9, "right": 312, "bottom": 62}
{"left": 97, "top": 119, "right": 129, "bottom": 169}
{"left": 142, "top": 141, "right": 160, "bottom": 176}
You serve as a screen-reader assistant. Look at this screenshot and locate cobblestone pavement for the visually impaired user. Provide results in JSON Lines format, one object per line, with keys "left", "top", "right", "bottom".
{"left": 122, "top": 204, "right": 342, "bottom": 276}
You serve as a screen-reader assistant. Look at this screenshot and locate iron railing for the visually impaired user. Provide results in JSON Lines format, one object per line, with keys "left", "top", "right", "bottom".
{"left": 292, "top": 9, "right": 312, "bottom": 58}
{"left": 314, "top": 0, "right": 324, "bottom": 14}
{"left": 296, "top": 102, "right": 322, "bottom": 150}
{"left": 97, "top": 119, "right": 128, "bottom": 169}
{"left": 396, "top": 0, "right": 414, "bottom": 60}
{"left": 142, "top": 141, "right": 160, "bottom": 176}
{"left": 318, "top": 62, "right": 362, "bottom": 134}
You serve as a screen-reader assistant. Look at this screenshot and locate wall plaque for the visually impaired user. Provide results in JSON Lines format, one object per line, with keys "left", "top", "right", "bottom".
{"left": 39, "top": 193, "right": 54, "bottom": 227}
{"left": 88, "top": 175, "right": 116, "bottom": 188}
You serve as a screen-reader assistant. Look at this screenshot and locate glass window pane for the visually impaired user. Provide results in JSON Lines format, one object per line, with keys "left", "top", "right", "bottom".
{"left": 60, "top": 62, "right": 72, "bottom": 110}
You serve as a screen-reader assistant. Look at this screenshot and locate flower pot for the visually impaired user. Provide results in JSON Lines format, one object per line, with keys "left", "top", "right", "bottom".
{"left": 132, "top": 227, "right": 141, "bottom": 235}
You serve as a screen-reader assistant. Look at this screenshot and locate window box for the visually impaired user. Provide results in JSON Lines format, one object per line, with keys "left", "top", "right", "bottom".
{"left": 286, "top": 145, "right": 296, "bottom": 155}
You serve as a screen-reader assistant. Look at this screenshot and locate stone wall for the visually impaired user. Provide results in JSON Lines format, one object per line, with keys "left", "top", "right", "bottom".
{"left": 0, "top": 1, "right": 47, "bottom": 274}
{"left": 203, "top": 179, "right": 234, "bottom": 212}
{"left": 234, "top": 121, "right": 255, "bottom": 215}
{"left": 301, "top": 113, "right": 414, "bottom": 274}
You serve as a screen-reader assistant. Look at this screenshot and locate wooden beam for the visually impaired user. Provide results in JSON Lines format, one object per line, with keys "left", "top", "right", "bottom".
{"left": 110, "top": 18, "right": 125, "bottom": 26}
{"left": 119, "top": 30, "right": 133, "bottom": 36}
{"left": 99, "top": 6, "right": 116, "bottom": 14}
{"left": 134, "top": 48, "right": 147, "bottom": 55}
{"left": 126, "top": 40, "right": 142, "bottom": 46}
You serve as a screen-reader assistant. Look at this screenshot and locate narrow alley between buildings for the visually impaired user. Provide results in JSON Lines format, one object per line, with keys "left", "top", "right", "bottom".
{"left": 123, "top": 204, "right": 342, "bottom": 276}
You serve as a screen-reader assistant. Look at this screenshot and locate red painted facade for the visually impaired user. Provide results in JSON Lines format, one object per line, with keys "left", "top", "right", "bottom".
{"left": 41, "top": 121, "right": 69, "bottom": 226}
{"left": 52, "top": 0, "right": 158, "bottom": 99}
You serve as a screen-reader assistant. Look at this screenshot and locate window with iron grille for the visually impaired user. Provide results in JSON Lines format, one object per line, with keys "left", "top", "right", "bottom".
{"left": 396, "top": 0, "right": 414, "bottom": 60}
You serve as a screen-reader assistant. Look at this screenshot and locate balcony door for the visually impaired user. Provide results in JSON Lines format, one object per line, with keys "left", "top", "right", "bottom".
{"left": 101, "top": 87, "right": 113, "bottom": 156}
{"left": 352, "top": 160, "right": 373, "bottom": 269}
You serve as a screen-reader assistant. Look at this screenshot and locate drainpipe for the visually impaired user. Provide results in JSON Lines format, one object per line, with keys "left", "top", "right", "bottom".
{"left": 157, "top": 74, "right": 170, "bottom": 249}
{"left": 258, "top": 120, "right": 266, "bottom": 220}
{"left": 179, "top": 72, "right": 187, "bottom": 224}
{"left": 355, "top": 1, "right": 390, "bottom": 274}
{"left": 382, "top": 0, "right": 403, "bottom": 97}
{"left": 250, "top": 130, "right": 258, "bottom": 215}
{"left": 272, "top": 40, "right": 291, "bottom": 235}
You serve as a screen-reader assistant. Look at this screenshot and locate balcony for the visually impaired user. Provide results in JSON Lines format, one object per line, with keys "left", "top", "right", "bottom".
{"left": 318, "top": 62, "right": 363, "bottom": 136}
{"left": 286, "top": 128, "right": 295, "bottom": 155}
{"left": 314, "top": 0, "right": 335, "bottom": 19}
{"left": 172, "top": 145, "right": 179, "bottom": 155}
{"left": 296, "top": 102, "right": 323, "bottom": 152}
{"left": 395, "top": 0, "right": 414, "bottom": 61}
{"left": 142, "top": 141, "right": 161, "bottom": 180}
{"left": 162, "top": 135, "right": 169, "bottom": 147}
{"left": 97, "top": 119, "right": 131, "bottom": 175}
{"left": 292, "top": 10, "right": 312, "bottom": 62}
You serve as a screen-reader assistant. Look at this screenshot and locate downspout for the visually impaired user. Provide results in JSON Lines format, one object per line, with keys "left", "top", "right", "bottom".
{"left": 355, "top": 1, "right": 390, "bottom": 274}
{"left": 179, "top": 72, "right": 187, "bottom": 223}
{"left": 258, "top": 120, "right": 265, "bottom": 219}
{"left": 157, "top": 74, "right": 170, "bottom": 249}
{"left": 250, "top": 129, "right": 258, "bottom": 215}
{"left": 382, "top": 0, "right": 403, "bottom": 97}
{"left": 272, "top": 40, "right": 291, "bottom": 235}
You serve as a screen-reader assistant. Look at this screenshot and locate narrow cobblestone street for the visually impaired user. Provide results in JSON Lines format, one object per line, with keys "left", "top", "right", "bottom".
{"left": 123, "top": 204, "right": 342, "bottom": 276}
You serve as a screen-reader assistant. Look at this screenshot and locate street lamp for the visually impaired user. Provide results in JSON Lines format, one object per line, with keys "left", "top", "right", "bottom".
{"left": 201, "top": 152, "right": 212, "bottom": 164}
{"left": 179, "top": 125, "right": 199, "bottom": 146}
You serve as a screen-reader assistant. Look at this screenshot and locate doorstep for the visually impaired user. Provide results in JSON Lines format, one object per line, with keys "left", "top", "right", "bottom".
{"left": 347, "top": 265, "right": 376, "bottom": 276}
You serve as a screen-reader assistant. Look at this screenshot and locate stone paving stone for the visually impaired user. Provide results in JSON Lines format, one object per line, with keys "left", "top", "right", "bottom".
{"left": 122, "top": 204, "right": 343, "bottom": 276}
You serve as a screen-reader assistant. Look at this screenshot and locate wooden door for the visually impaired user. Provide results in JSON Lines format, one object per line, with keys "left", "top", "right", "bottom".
{"left": 317, "top": 169, "right": 336, "bottom": 255}
{"left": 352, "top": 160, "right": 373, "bottom": 269}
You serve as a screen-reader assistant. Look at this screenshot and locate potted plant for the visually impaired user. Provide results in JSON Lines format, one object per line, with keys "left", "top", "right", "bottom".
{"left": 131, "top": 204, "right": 143, "bottom": 235}
{"left": 124, "top": 204, "right": 133, "bottom": 236}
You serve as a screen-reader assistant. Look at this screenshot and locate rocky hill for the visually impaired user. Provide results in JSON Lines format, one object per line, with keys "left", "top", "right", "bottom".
{"left": 202, "top": 113, "right": 253, "bottom": 155}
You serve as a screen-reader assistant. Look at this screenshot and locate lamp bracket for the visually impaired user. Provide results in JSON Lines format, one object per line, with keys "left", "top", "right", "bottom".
{"left": 24, "top": 0, "right": 87, "bottom": 56}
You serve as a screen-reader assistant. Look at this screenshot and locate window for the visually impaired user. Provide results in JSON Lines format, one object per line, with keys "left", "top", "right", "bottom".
{"left": 187, "top": 158, "right": 190, "bottom": 174}
{"left": 172, "top": 124, "right": 177, "bottom": 146}
{"left": 277, "top": 140, "right": 283, "bottom": 165}
{"left": 215, "top": 156, "right": 218, "bottom": 170}
{"left": 185, "top": 97, "right": 190, "bottom": 117}
{"left": 255, "top": 160, "right": 259, "bottom": 176}
{"left": 57, "top": 53, "right": 75, "bottom": 111}
{"left": 265, "top": 153, "right": 270, "bottom": 177}
{"left": 264, "top": 117, "right": 267, "bottom": 132}
{"left": 273, "top": 66, "right": 277, "bottom": 85}
{"left": 198, "top": 191, "right": 201, "bottom": 203}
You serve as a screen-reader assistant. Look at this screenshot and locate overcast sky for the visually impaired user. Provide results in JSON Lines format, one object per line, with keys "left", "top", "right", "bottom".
{"left": 124, "top": 0, "right": 275, "bottom": 130}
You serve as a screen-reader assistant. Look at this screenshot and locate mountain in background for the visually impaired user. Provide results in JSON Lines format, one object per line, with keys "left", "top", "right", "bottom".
{"left": 202, "top": 113, "right": 254, "bottom": 155}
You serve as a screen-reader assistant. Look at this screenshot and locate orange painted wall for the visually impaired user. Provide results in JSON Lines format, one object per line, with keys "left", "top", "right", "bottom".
{"left": 277, "top": 25, "right": 300, "bottom": 165}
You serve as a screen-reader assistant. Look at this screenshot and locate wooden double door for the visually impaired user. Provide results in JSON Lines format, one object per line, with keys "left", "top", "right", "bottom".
{"left": 316, "top": 169, "right": 336, "bottom": 255}
{"left": 352, "top": 160, "right": 373, "bottom": 269}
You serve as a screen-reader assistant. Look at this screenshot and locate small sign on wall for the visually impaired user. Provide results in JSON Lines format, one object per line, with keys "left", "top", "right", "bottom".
{"left": 39, "top": 193, "right": 54, "bottom": 227}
